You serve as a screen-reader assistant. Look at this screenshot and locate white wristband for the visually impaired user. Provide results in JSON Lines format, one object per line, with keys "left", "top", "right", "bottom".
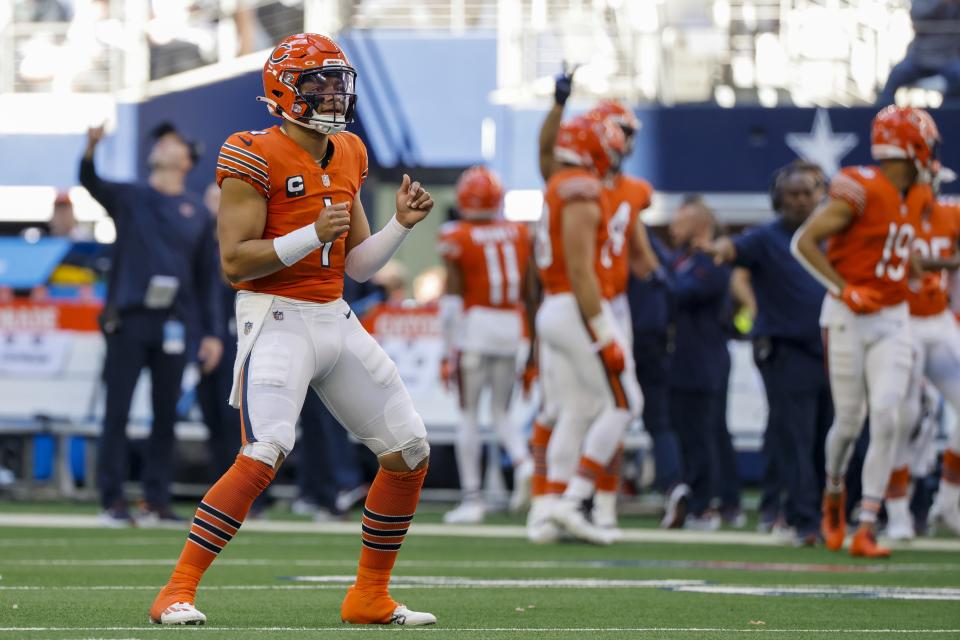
{"left": 587, "top": 312, "right": 615, "bottom": 348}
{"left": 273, "top": 223, "right": 322, "bottom": 267}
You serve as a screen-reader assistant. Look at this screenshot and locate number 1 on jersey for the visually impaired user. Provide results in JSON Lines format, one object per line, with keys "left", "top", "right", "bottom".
{"left": 320, "top": 196, "right": 335, "bottom": 267}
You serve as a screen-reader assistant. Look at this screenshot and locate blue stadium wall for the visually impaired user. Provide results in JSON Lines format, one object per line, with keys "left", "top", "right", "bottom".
{"left": 2, "top": 30, "right": 958, "bottom": 196}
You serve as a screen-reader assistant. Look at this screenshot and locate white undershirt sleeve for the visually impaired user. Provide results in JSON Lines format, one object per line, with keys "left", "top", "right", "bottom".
{"left": 344, "top": 215, "right": 410, "bottom": 282}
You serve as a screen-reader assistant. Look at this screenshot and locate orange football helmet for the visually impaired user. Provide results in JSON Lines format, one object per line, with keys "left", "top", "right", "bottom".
{"left": 456, "top": 166, "right": 503, "bottom": 218}
{"left": 589, "top": 99, "right": 641, "bottom": 136}
{"left": 259, "top": 33, "right": 357, "bottom": 135}
{"left": 871, "top": 106, "right": 941, "bottom": 183}
{"left": 554, "top": 115, "right": 626, "bottom": 178}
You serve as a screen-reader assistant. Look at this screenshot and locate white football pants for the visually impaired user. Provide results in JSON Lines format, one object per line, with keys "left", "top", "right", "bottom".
{"left": 821, "top": 296, "right": 913, "bottom": 507}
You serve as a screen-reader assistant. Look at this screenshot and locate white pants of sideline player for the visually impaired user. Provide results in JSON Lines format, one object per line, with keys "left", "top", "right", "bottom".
{"left": 898, "top": 309, "right": 960, "bottom": 461}
{"left": 536, "top": 293, "right": 642, "bottom": 490}
{"left": 228, "top": 292, "right": 427, "bottom": 463}
{"left": 820, "top": 296, "right": 913, "bottom": 518}
{"left": 453, "top": 307, "right": 531, "bottom": 504}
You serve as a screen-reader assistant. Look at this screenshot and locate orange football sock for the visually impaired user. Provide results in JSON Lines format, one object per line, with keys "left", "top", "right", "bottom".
{"left": 545, "top": 481, "right": 567, "bottom": 495}
{"left": 151, "top": 454, "right": 274, "bottom": 619}
{"left": 530, "top": 421, "right": 552, "bottom": 497}
{"left": 943, "top": 449, "right": 960, "bottom": 486}
{"left": 885, "top": 466, "right": 910, "bottom": 499}
{"left": 354, "top": 466, "right": 427, "bottom": 594}
{"left": 596, "top": 445, "right": 624, "bottom": 493}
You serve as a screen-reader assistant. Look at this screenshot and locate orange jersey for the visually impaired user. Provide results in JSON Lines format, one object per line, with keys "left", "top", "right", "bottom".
{"left": 908, "top": 198, "right": 960, "bottom": 317}
{"left": 215, "top": 125, "right": 368, "bottom": 303}
{"left": 826, "top": 165, "right": 934, "bottom": 308}
{"left": 536, "top": 168, "right": 615, "bottom": 296}
{"left": 604, "top": 174, "right": 653, "bottom": 298}
{"left": 437, "top": 219, "right": 530, "bottom": 310}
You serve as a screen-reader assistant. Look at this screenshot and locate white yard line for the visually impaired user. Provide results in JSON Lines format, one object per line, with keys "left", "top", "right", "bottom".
{"left": 2, "top": 578, "right": 959, "bottom": 601}
{"left": 1, "top": 627, "right": 959, "bottom": 634}
{"left": 1, "top": 514, "right": 959, "bottom": 552}
{"left": 6, "top": 558, "right": 958, "bottom": 574}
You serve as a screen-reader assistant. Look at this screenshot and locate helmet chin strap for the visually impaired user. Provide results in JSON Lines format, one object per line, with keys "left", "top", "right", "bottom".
{"left": 257, "top": 95, "right": 347, "bottom": 135}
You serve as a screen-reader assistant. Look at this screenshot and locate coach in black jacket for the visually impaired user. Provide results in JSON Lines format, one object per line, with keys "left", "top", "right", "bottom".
{"left": 80, "top": 122, "right": 223, "bottom": 526}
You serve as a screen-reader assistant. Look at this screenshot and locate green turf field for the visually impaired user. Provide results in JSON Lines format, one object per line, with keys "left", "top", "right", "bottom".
{"left": 1, "top": 504, "right": 959, "bottom": 639}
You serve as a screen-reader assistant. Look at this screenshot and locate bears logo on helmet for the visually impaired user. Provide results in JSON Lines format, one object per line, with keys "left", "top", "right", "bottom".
{"left": 456, "top": 166, "right": 503, "bottom": 219}
{"left": 554, "top": 115, "right": 626, "bottom": 178}
{"left": 871, "top": 106, "right": 941, "bottom": 184}
{"left": 259, "top": 33, "right": 357, "bottom": 135}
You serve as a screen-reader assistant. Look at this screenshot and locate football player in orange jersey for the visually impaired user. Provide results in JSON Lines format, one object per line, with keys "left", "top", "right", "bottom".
{"left": 530, "top": 115, "right": 643, "bottom": 545}
{"left": 528, "top": 83, "right": 660, "bottom": 540}
{"left": 150, "top": 33, "right": 437, "bottom": 627}
{"left": 792, "top": 106, "right": 940, "bottom": 558}
{"left": 437, "top": 166, "right": 535, "bottom": 523}
{"left": 887, "top": 168, "right": 960, "bottom": 539}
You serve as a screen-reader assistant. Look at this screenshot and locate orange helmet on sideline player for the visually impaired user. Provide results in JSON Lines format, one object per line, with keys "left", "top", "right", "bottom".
{"left": 455, "top": 166, "right": 504, "bottom": 219}
{"left": 871, "top": 106, "right": 941, "bottom": 183}
{"left": 258, "top": 33, "right": 357, "bottom": 135}
{"left": 590, "top": 99, "right": 641, "bottom": 136}
{"left": 554, "top": 115, "right": 626, "bottom": 178}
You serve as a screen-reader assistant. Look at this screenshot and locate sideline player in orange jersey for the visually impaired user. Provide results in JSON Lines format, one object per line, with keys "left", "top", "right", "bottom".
{"left": 149, "top": 33, "right": 437, "bottom": 627}
{"left": 527, "top": 79, "right": 658, "bottom": 541}
{"left": 437, "top": 166, "right": 534, "bottom": 524}
{"left": 581, "top": 100, "right": 661, "bottom": 531}
{"left": 887, "top": 171, "right": 960, "bottom": 539}
{"left": 531, "top": 115, "right": 642, "bottom": 545}
{"left": 792, "top": 106, "right": 940, "bottom": 558}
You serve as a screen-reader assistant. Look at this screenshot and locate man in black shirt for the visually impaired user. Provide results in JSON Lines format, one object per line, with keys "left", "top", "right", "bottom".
{"left": 81, "top": 122, "right": 223, "bottom": 526}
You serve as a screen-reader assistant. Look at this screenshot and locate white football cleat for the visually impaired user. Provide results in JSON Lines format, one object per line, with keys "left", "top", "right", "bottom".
{"left": 527, "top": 496, "right": 560, "bottom": 544}
{"left": 443, "top": 500, "right": 485, "bottom": 524}
{"left": 389, "top": 604, "right": 437, "bottom": 626}
{"left": 885, "top": 498, "right": 915, "bottom": 541}
{"left": 930, "top": 500, "right": 960, "bottom": 536}
{"left": 151, "top": 602, "right": 206, "bottom": 626}
{"left": 509, "top": 459, "right": 534, "bottom": 513}
{"left": 551, "top": 498, "right": 615, "bottom": 545}
{"left": 591, "top": 491, "right": 618, "bottom": 529}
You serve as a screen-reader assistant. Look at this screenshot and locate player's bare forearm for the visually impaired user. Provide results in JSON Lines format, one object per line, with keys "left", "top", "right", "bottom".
{"left": 444, "top": 258, "right": 464, "bottom": 296}
{"left": 522, "top": 258, "right": 541, "bottom": 358}
{"left": 538, "top": 104, "right": 564, "bottom": 181}
{"left": 220, "top": 238, "right": 286, "bottom": 283}
{"left": 562, "top": 200, "right": 603, "bottom": 319}
{"left": 790, "top": 199, "right": 853, "bottom": 295}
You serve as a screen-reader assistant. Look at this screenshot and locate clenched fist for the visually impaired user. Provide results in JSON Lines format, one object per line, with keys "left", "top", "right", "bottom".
{"left": 314, "top": 201, "right": 351, "bottom": 243}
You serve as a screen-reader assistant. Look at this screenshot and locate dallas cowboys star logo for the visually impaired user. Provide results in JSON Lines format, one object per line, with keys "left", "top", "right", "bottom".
{"left": 785, "top": 109, "right": 858, "bottom": 177}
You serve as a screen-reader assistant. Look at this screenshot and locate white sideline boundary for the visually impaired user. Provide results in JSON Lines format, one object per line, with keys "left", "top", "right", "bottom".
{"left": 1, "top": 513, "right": 960, "bottom": 552}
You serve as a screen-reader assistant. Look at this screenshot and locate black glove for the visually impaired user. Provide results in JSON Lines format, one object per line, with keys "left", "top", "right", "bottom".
{"left": 554, "top": 65, "right": 577, "bottom": 106}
